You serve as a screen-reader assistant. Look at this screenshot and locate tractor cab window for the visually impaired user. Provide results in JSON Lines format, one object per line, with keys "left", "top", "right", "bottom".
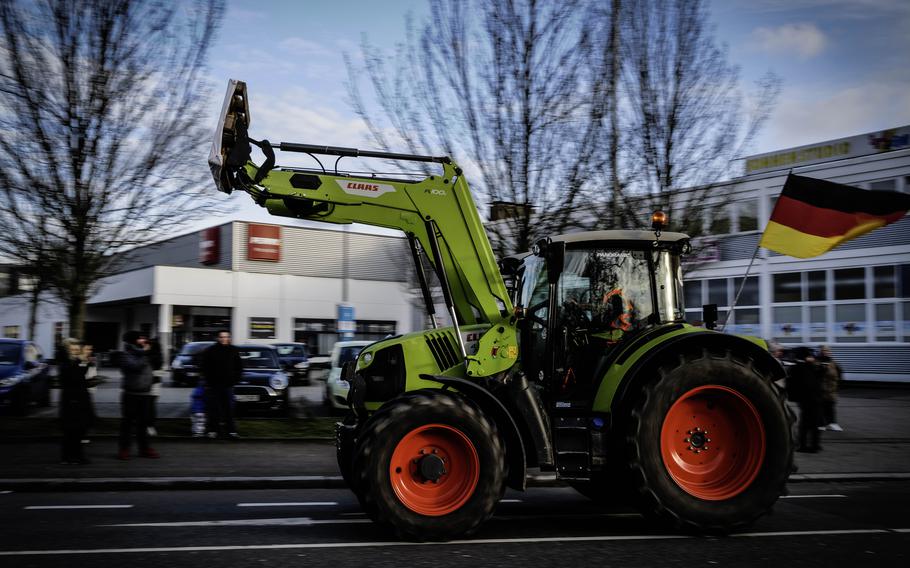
{"left": 558, "top": 249, "right": 654, "bottom": 340}
{"left": 655, "top": 250, "right": 686, "bottom": 322}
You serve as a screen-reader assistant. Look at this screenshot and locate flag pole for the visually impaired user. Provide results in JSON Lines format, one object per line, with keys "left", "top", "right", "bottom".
{"left": 720, "top": 240, "right": 762, "bottom": 331}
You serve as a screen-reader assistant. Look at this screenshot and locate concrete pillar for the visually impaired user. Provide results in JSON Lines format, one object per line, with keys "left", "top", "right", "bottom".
{"left": 157, "top": 303, "right": 171, "bottom": 367}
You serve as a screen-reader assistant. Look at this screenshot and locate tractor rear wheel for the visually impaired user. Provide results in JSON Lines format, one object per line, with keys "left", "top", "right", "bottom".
{"left": 353, "top": 390, "right": 505, "bottom": 540}
{"left": 626, "top": 348, "right": 792, "bottom": 533}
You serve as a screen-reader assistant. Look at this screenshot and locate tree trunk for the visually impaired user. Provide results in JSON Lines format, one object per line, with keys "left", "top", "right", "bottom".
{"left": 27, "top": 285, "right": 40, "bottom": 341}
{"left": 67, "top": 294, "right": 87, "bottom": 341}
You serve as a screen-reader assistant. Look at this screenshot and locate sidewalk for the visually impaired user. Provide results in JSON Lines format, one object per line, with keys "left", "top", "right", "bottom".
{"left": 2, "top": 387, "right": 909, "bottom": 492}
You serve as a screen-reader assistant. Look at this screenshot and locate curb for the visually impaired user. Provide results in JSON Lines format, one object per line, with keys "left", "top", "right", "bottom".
{"left": 2, "top": 472, "right": 909, "bottom": 492}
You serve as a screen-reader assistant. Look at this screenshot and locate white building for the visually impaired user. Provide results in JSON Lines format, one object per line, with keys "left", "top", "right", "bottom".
{"left": 681, "top": 125, "right": 910, "bottom": 381}
{"left": 0, "top": 221, "right": 422, "bottom": 363}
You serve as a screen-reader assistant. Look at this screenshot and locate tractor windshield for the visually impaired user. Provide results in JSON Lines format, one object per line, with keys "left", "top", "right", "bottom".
{"left": 558, "top": 249, "right": 654, "bottom": 337}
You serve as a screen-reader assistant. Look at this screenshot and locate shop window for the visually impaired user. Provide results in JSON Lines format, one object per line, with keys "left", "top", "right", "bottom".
{"left": 732, "top": 308, "right": 760, "bottom": 336}
{"left": 835, "top": 303, "right": 866, "bottom": 343}
{"left": 733, "top": 276, "right": 759, "bottom": 305}
{"left": 875, "top": 304, "right": 896, "bottom": 341}
{"left": 773, "top": 306, "right": 801, "bottom": 343}
{"left": 684, "top": 280, "right": 702, "bottom": 310}
{"left": 874, "top": 266, "right": 896, "bottom": 298}
{"left": 773, "top": 272, "right": 801, "bottom": 303}
{"left": 869, "top": 179, "right": 896, "bottom": 191}
{"left": 807, "top": 271, "right": 826, "bottom": 301}
{"left": 709, "top": 205, "right": 730, "bottom": 235}
{"left": 900, "top": 265, "right": 910, "bottom": 298}
{"left": 708, "top": 279, "right": 727, "bottom": 306}
{"left": 738, "top": 199, "right": 758, "bottom": 232}
{"left": 834, "top": 268, "right": 865, "bottom": 300}
{"left": 904, "top": 302, "right": 910, "bottom": 342}
{"left": 3, "top": 325, "right": 19, "bottom": 339}
{"left": 809, "top": 305, "right": 827, "bottom": 342}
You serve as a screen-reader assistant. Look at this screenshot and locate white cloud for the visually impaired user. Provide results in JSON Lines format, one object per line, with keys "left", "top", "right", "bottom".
{"left": 756, "top": 81, "right": 910, "bottom": 152}
{"left": 279, "top": 37, "right": 332, "bottom": 57}
{"left": 749, "top": 23, "right": 827, "bottom": 60}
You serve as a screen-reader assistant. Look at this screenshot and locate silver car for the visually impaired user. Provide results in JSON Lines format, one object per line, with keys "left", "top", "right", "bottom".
{"left": 324, "top": 340, "right": 372, "bottom": 410}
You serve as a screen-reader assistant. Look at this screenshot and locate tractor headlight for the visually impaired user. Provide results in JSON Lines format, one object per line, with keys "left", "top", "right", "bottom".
{"left": 269, "top": 372, "right": 289, "bottom": 390}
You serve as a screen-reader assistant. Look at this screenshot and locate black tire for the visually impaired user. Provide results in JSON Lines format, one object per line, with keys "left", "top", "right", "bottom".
{"left": 626, "top": 348, "right": 793, "bottom": 533}
{"left": 10, "top": 389, "right": 30, "bottom": 416}
{"left": 353, "top": 389, "right": 506, "bottom": 541}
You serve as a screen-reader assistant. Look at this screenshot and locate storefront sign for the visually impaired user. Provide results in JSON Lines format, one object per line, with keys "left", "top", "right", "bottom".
{"left": 247, "top": 224, "right": 281, "bottom": 261}
{"left": 337, "top": 304, "right": 355, "bottom": 340}
{"left": 249, "top": 317, "right": 276, "bottom": 339}
{"left": 199, "top": 227, "right": 220, "bottom": 265}
{"left": 745, "top": 125, "right": 910, "bottom": 174}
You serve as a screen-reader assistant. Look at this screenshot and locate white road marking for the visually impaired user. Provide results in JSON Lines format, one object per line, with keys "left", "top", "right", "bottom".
{"left": 779, "top": 494, "right": 847, "bottom": 499}
{"left": 500, "top": 499, "right": 522, "bottom": 503}
{"left": 236, "top": 502, "right": 338, "bottom": 507}
{"left": 1, "top": 528, "right": 907, "bottom": 556}
{"left": 0, "top": 491, "right": 12, "bottom": 494}
{"left": 25, "top": 505, "right": 134, "bottom": 510}
{"left": 104, "top": 517, "right": 372, "bottom": 527}
{"left": 340, "top": 512, "right": 365, "bottom": 516}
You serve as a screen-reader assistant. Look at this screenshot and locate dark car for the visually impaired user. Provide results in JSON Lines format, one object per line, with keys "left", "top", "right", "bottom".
{"left": 0, "top": 339, "right": 51, "bottom": 416}
{"left": 233, "top": 345, "right": 290, "bottom": 416}
{"left": 170, "top": 341, "right": 214, "bottom": 386}
{"left": 272, "top": 342, "right": 311, "bottom": 385}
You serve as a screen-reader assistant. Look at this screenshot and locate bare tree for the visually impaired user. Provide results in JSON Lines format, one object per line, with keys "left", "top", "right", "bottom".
{"left": 0, "top": 0, "right": 226, "bottom": 340}
{"left": 346, "top": 0, "right": 604, "bottom": 255}
{"left": 605, "top": 0, "right": 779, "bottom": 234}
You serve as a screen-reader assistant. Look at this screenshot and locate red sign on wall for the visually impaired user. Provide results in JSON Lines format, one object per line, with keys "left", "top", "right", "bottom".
{"left": 199, "top": 226, "right": 220, "bottom": 265}
{"left": 247, "top": 224, "right": 281, "bottom": 261}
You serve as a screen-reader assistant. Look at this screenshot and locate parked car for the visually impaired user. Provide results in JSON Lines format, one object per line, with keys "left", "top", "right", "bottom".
{"left": 234, "top": 344, "right": 290, "bottom": 416}
{"left": 0, "top": 339, "right": 51, "bottom": 416}
{"left": 324, "top": 340, "right": 372, "bottom": 410}
{"left": 272, "top": 342, "right": 311, "bottom": 385}
{"left": 170, "top": 341, "right": 214, "bottom": 386}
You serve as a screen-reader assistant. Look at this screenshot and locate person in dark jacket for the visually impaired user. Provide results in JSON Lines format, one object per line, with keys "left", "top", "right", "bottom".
{"left": 201, "top": 330, "right": 242, "bottom": 439}
{"left": 817, "top": 345, "right": 844, "bottom": 432}
{"left": 58, "top": 338, "right": 93, "bottom": 464}
{"left": 118, "top": 331, "right": 160, "bottom": 460}
{"left": 790, "top": 346, "right": 824, "bottom": 453}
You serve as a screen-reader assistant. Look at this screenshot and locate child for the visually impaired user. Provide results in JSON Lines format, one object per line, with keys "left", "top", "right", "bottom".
{"left": 190, "top": 380, "right": 207, "bottom": 437}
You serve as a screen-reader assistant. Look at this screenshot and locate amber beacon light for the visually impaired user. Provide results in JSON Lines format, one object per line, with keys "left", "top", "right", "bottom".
{"left": 651, "top": 210, "right": 668, "bottom": 232}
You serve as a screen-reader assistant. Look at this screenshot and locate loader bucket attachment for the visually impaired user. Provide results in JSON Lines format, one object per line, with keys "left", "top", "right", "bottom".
{"left": 208, "top": 79, "right": 252, "bottom": 194}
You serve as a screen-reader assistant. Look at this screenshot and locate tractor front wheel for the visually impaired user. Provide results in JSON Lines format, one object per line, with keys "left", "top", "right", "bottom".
{"left": 627, "top": 348, "right": 792, "bottom": 533}
{"left": 354, "top": 390, "right": 505, "bottom": 540}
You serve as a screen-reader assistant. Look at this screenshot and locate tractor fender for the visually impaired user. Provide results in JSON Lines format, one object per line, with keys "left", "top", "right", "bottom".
{"left": 421, "top": 374, "right": 527, "bottom": 491}
{"left": 597, "top": 328, "right": 785, "bottom": 419}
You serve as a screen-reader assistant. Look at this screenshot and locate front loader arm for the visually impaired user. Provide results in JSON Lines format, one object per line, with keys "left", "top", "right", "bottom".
{"left": 209, "top": 80, "right": 512, "bottom": 331}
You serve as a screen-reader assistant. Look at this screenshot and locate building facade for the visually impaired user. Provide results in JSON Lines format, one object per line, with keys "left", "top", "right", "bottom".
{"left": 681, "top": 126, "right": 910, "bottom": 381}
{"left": 0, "top": 221, "right": 422, "bottom": 363}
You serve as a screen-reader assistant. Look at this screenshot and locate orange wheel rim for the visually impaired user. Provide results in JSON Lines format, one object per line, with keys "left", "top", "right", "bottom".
{"left": 660, "top": 385, "right": 765, "bottom": 501}
{"left": 389, "top": 423, "right": 480, "bottom": 516}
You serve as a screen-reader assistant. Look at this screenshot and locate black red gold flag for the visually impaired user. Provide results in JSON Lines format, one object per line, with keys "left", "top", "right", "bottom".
{"left": 759, "top": 174, "right": 910, "bottom": 258}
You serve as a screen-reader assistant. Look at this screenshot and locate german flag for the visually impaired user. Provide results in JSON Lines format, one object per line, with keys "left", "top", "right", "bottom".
{"left": 759, "top": 174, "right": 910, "bottom": 258}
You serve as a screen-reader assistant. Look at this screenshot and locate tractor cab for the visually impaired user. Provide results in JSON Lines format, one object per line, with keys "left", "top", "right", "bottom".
{"left": 511, "top": 230, "right": 690, "bottom": 403}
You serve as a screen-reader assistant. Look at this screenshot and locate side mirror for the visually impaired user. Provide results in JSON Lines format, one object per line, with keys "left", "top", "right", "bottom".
{"left": 703, "top": 304, "right": 718, "bottom": 330}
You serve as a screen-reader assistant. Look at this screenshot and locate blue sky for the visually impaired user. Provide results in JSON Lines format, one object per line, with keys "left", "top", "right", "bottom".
{"left": 204, "top": 0, "right": 910, "bottom": 226}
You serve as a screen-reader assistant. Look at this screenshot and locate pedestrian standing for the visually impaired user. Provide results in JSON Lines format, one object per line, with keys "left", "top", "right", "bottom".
{"left": 817, "top": 345, "right": 844, "bottom": 432}
{"left": 58, "top": 338, "right": 93, "bottom": 464}
{"left": 201, "top": 330, "right": 242, "bottom": 439}
{"left": 789, "top": 346, "right": 824, "bottom": 453}
{"left": 118, "top": 331, "right": 160, "bottom": 460}
{"left": 145, "top": 336, "right": 164, "bottom": 437}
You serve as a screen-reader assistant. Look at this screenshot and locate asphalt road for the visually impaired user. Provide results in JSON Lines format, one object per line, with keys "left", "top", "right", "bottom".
{"left": 1, "top": 482, "right": 907, "bottom": 567}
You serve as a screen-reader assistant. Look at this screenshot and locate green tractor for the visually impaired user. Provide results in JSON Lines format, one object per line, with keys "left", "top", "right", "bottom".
{"left": 210, "top": 80, "right": 793, "bottom": 540}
